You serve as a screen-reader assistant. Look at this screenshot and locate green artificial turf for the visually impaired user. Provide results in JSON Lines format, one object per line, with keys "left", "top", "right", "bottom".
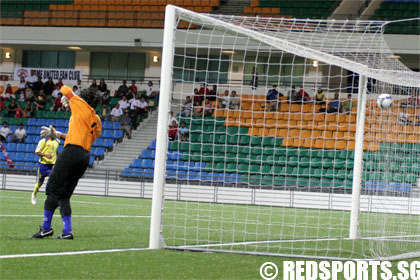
{"left": 0, "top": 190, "right": 418, "bottom": 280}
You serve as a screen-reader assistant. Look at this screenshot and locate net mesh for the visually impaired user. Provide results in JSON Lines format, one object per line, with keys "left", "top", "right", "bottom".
{"left": 158, "top": 7, "right": 420, "bottom": 260}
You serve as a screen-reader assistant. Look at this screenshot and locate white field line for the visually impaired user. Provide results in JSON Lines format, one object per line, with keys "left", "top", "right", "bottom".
{"left": 0, "top": 195, "right": 147, "bottom": 208}
{"left": 361, "top": 234, "right": 420, "bottom": 240}
{"left": 0, "top": 214, "right": 150, "bottom": 218}
{"left": 0, "top": 247, "right": 151, "bottom": 259}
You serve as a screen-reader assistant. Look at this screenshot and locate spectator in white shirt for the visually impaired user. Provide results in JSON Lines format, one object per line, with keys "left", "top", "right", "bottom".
{"left": 51, "top": 84, "right": 61, "bottom": 100}
{"left": 129, "top": 94, "right": 141, "bottom": 130}
{"left": 110, "top": 103, "right": 123, "bottom": 122}
{"left": 18, "top": 77, "right": 27, "bottom": 90}
{"left": 138, "top": 97, "right": 148, "bottom": 115}
{"left": 169, "top": 111, "right": 178, "bottom": 126}
{"left": 118, "top": 95, "right": 130, "bottom": 112}
{"left": 73, "top": 85, "right": 81, "bottom": 96}
{"left": 145, "top": 81, "right": 157, "bottom": 98}
{"left": 26, "top": 70, "right": 38, "bottom": 86}
{"left": 398, "top": 108, "right": 411, "bottom": 125}
{"left": 0, "top": 122, "right": 13, "bottom": 141}
{"left": 11, "top": 124, "right": 27, "bottom": 143}
{"left": 177, "top": 96, "right": 193, "bottom": 117}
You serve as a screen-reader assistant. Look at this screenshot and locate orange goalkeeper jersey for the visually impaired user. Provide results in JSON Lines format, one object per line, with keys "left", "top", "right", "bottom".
{"left": 61, "top": 85, "right": 102, "bottom": 152}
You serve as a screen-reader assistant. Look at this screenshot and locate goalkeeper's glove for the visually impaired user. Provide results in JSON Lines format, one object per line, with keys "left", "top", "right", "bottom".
{"left": 61, "top": 95, "right": 69, "bottom": 109}
{"left": 40, "top": 125, "right": 61, "bottom": 139}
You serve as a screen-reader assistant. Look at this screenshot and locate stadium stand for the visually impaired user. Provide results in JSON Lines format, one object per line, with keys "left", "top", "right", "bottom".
{"left": 121, "top": 96, "right": 420, "bottom": 188}
{"left": 0, "top": 0, "right": 220, "bottom": 28}
{"left": 370, "top": 0, "right": 420, "bottom": 34}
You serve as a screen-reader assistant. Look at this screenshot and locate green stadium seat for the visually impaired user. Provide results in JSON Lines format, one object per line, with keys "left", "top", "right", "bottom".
{"left": 239, "top": 136, "right": 250, "bottom": 145}
{"left": 228, "top": 135, "right": 238, "bottom": 145}
{"left": 216, "top": 135, "right": 226, "bottom": 144}
{"left": 251, "top": 147, "right": 263, "bottom": 155}
{"left": 250, "top": 165, "right": 260, "bottom": 173}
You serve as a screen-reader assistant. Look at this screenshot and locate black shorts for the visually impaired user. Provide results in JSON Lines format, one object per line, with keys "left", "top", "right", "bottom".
{"left": 45, "top": 144, "right": 90, "bottom": 200}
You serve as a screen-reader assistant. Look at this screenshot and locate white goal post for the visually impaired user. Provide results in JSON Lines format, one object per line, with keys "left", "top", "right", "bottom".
{"left": 150, "top": 5, "right": 420, "bottom": 260}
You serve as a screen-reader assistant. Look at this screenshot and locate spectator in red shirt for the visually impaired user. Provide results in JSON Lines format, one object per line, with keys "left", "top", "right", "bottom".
{"left": 0, "top": 101, "right": 4, "bottom": 110}
{"left": 55, "top": 78, "right": 63, "bottom": 89}
{"left": 199, "top": 83, "right": 209, "bottom": 97}
{"left": 298, "top": 86, "right": 311, "bottom": 103}
{"left": 168, "top": 120, "right": 178, "bottom": 141}
{"left": 15, "top": 105, "right": 23, "bottom": 118}
{"left": 129, "top": 80, "right": 137, "bottom": 94}
{"left": 1, "top": 84, "right": 14, "bottom": 101}
{"left": 193, "top": 88, "right": 203, "bottom": 104}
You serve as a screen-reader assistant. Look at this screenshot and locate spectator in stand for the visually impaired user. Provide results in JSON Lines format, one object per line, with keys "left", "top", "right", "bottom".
{"left": 99, "top": 104, "right": 110, "bottom": 121}
{"left": 55, "top": 78, "right": 64, "bottom": 89}
{"left": 126, "top": 88, "right": 134, "bottom": 101}
{"left": 138, "top": 97, "right": 148, "bottom": 116}
{"left": 15, "top": 105, "right": 23, "bottom": 118}
{"left": 250, "top": 67, "right": 258, "bottom": 90}
{"left": 34, "top": 90, "right": 47, "bottom": 111}
{"left": 343, "top": 94, "right": 356, "bottom": 113}
{"left": 129, "top": 80, "right": 137, "bottom": 94}
{"left": 266, "top": 85, "right": 279, "bottom": 111}
{"left": 129, "top": 94, "right": 140, "bottom": 130}
{"left": 25, "top": 83, "right": 34, "bottom": 101}
{"left": 110, "top": 103, "right": 123, "bottom": 122}
{"left": 193, "top": 88, "right": 204, "bottom": 105}
{"left": 415, "top": 112, "right": 420, "bottom": 126}
{"left": 23, "top": 100, "right": 34, "bottom": 118}
{"left": 145, "top": 81, "right": 157, "bottom": 98}
{"left": 118, "top": 80, "right": 129, "bottom": 97}
{"left": 7, "top": 99, "right": 18, "bottom": 117}
{"left": 18, "top": 77, "right": 26, "bottom": 92}
{"left": 98, "top": 78, "right": 107, "bottom": 95}
{"left": 229, "top": 91, "right": 240, "bottom": 110}
{"left": 178, "top": 96, "right": 193, "bottom": 117}
{"left": 168, "top": 120, "right": 178, "bottom": 141}
{"left": 120, "top": 112, "right": 132, "bottom": 139}
{"left": 50, "top": 93, "right": 67, "bottom": 112}
{"left": 51, "top": 84, "right": 61, "bottom": 101}
{"left": 18, "top": 88, "right": 26, "bottom": 102}
{"left": 203, "top": 99, "right": 214, "bottom": 117}
{"left": 218, "top": 90, "right": 229, "bottom": 109}
{"left": 401, "top": 89, "right": 420, "bottom": 108}
{"left": 43, "top": 77, "right": 55, "bottom": 96}
{"left": 0, "top": 122, "right": 12, "bottom": 141}
{"left": 199, "top": 83, "right": 209, "bottom": 98}
{"left": 11, "top": 124, "right": 26, "bottom": 143}
{"left": 298, "top": 86, "right": 311, "bottom": 103}
{"left": 102, "top": 89, "right": 110, "bottom": 105}
{"left": 1, "top": 84, "right": 14, "bottom": 100}
{"left": 193, "top": 100, "right": 203, "bottom": 117}
{"left": 314, "top": 88, "right": 326, "bottom": 105}
{"left": 90, "top": 79, "right": 98, "bottom": 90}
{"left": 32, "top": 76, "right": 44, "bottom": 94}
{"left": 118, "top": 95, "right": 130, "bottom": 112}
{"left": 398, "top": 107, "right": 411, "bottom": 125}
{"left": 208, "top": 85, "right": 218, "bottom": 101}
{"left": 0, "top": 101, "right": 5, "bottom": 111}
{"left": 169, "top": 111, "right": 178, "bottom": 126}
{"left": 26, "top": 70, "right": 38, "bottom": 86}
{"left": 73, "top": 85, "right": 81, "bottom": 96}
{"left": 288, "top": 86, "right": 300, "bottom": 103}
{"left": 320, "top": 92, "right": 342, "bottom": 113}
{"left": 178, "top": 121, "right": 189, "bottom": 141}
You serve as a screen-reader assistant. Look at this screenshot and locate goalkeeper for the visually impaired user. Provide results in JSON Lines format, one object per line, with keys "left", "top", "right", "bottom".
{"left": 31, "top": 86, "right": 102, "bottom": 239}
{"left": 31, "top": 126, "right": 60, "bottom": 205}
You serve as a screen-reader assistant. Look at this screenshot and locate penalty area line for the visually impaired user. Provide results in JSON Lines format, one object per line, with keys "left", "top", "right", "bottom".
{"left": 0, "top": 247, "right": 151, "bottom": 259}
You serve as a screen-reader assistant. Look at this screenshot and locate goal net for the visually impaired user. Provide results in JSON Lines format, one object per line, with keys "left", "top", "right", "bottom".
{"left": 149, "top": 5, "right": 420, "bottom": 260}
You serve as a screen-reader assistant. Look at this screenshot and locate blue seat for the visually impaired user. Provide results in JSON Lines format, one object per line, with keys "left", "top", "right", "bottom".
{"left": 140, "top": 159, "right": 154, "bottom": 169}
{"left": 89, "top": 156, "right": 95, "bottom": 166}
{"left": 93, "top": 147, "right": 105, "bottom": 157}
{"left": 27, "top": 118, "right": 37, "bottom": 126}
{"left": 25, "top": 144, "right": 35, "bottom": 153}
{"left": 103, "top": 139, "right": 114, "bottom": 148}
{"left": 28, "top": 126, "right": 38, "bottom": 135}
{"left": 166, "top": 160, "right": 176, "bottom": 170}
{"left": 14, "top": 161, "right": 26, "bottom": 170}
{"left": 140, "top": 150, "right": 152, "bottom": 159}
{"left": 130, "top": 159, "right": 142, "bottom": 168}
{"left": 167, "top": 151, "right": 181, "bottom": 161}
{"left": 36, "top": 118, "right": 49, "bottom": 127}
{"left": 148, "top": 140, "right": 156, "bottom": 150}
{"left": 7, "top": 152, "right": 16, "bottom": 161}
{"left": 102, "top": 130, "right": 113, "bottom": 138}
{"left": 187, "top": 171, "right": 199, "bottom": 180}
{"left": 16, "top": 143, "right": 26, "bottom": 152}
{"left": 58, "top": 145, "right": 64, "bottom": 153}
{"left": 9, "top": 125, "right": 18, "bottom": 132}
{"left": 6, "top": 143, "right": 17, "bottom": 152}
{"left": 15, "top": 153, "right": 25, "bottom": 162}
{"left": 24, "top": 153, "right": 34, "bottom": 162}
{"left": 48, "top": 119, "right": 57, "bottom": 126}
{"left": 93, "top": 138, "right": 104, "bottom": 147}
{"left": 55, "top": 119, "right": 66, "bottom": 127}
{"left": 143, "top": 168, "right": 154, "bottom": 177}
{"left": 121, "top": 167, "right": 134, "bottom": 176}
{"left": 112, "top": 122, "right": 121, "bottom": 130}
{"left": 103, "top": 121, "right": 113, "bottom": 130}
{"left": 112, "top": 130, "right": 124, "bottom": 140}
{"left": 133, "top": 168, "right": 145, "bottom": 176}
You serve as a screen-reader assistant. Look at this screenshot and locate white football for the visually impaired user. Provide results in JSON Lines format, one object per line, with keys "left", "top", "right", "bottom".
{"left": 377, "top": 93, "right": 393, "bottom": 109}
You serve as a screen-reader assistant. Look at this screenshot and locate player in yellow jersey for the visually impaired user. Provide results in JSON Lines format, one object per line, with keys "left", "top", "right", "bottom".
{"left": 31, "top": 86, "right": 101, "bottom": 239}
{"left": 31, "top": 129, "right": 60, "bottom": 205}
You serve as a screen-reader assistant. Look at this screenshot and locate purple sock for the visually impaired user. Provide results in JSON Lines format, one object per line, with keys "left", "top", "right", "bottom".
{"left": 62, "top": 216, "right": 72, "bottom": 234}
{"left": 42, "top": 210, "right": 54, "bottom": 230}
